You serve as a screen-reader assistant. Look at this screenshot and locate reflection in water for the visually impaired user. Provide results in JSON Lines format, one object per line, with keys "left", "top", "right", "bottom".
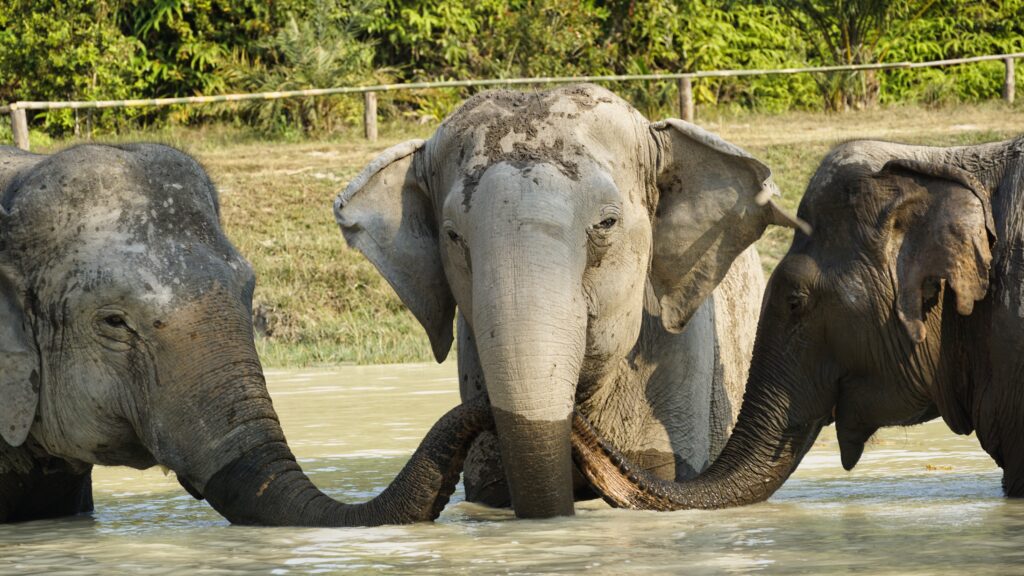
{"left": 3, "top": 362, "right": 1022, "bottom": 574}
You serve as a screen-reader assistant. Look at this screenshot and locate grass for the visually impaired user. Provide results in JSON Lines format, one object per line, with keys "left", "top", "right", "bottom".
{"left": 701, "top": 102, "right": 1023, "bottom": 270}
{"left": 26, "top": 100, "right": 1024, "bottom": 367}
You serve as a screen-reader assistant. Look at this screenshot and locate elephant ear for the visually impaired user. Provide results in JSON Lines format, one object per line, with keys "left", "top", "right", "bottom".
{"left": 649, "top": 119, "right": 808, "bottom": 333}
{"left": 334, "top": 140, "right": 456, "bottom": 362}
{"left": 0, "top": 260, "right": 39, "bottom": 447}
{"left": 880, "top": 159, "right": 996, "bottom": 344}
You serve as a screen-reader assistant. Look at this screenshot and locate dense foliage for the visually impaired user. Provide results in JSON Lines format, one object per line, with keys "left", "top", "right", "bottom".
{"left": 1, "top": 0, "right": 1021, "bottom": 134}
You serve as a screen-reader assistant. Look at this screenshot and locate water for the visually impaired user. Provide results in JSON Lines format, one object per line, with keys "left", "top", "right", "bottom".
{"left": 3, "top": 363, "right": 1021, "bottom": 574}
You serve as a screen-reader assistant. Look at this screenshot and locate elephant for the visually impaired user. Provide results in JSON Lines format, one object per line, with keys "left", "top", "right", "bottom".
{"left": 572, "top": 135, "right": 1024, "bottom": 510}
{"left": 335, "top": 84, "right": 805, "bottom": 518}
{"left": 0, "top": 143, "right": 494, "bottom": 524}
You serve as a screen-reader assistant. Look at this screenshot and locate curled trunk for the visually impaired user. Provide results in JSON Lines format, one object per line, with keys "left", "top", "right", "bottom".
{"left": 572, "top": 410, "right": 822, "bottom": 510}
{"left": 202, "top": 401, "right": 494, "bottom": 526}
{"left": 156, "top": 299, "right": 494, "bottom": 526}
{"left": 570, "top": 333, "right": 826, "bottom": 510}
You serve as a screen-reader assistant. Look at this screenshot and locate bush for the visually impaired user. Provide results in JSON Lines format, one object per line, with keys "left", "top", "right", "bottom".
{"left": 880, "top": 0, "right": 1024, "bottom": 105}
{"left": 223, "top": 11, "right": 387, "bottom": 135}
{"left": 1, "top": 0, "right": 1021, "bottom": 139}
{"left": 0, "top": 0, "right": 151, "bottom": 135}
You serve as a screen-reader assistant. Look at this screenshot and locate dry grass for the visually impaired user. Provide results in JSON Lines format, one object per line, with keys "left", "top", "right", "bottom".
{"left": 33, "top": 101, "right": 1024, "bottom": 366}
{"left": 703, "top": 102, "right": 1023, "bottom": 270}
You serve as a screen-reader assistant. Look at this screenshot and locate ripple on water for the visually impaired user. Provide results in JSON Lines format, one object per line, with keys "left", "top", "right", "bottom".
{"left": 3, "top": 363, "right": 1021, "bottom": 575}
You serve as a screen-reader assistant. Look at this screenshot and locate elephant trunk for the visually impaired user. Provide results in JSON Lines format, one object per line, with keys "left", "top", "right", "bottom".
{"left": 474, "top": 294, "right": 587, "bottom": 519}
{"left": 472, "top": 218, "right": 588, "bottom": 518}
{"left": 154, "top": 297, "right": 493, "bottom": 526}
{"left": 201, "top": 400, "right": 493, "bottom": 526}
{"left": 573, "top": 332, "right": 825, "bottom": 510}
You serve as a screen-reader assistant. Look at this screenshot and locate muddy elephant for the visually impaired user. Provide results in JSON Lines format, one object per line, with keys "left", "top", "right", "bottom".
{"left": 335, "top": 85, "right": 804, "bottom": 518}
{"left": 0, "top": 144, "right": 492, "bottom": 524}
{"left": 577, "top": 135, "right": 1024, "bottom": 509}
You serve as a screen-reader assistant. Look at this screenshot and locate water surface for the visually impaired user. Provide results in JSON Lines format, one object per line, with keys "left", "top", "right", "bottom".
{"left": 3, "top": 363, "right": 1020, "bottom": 574}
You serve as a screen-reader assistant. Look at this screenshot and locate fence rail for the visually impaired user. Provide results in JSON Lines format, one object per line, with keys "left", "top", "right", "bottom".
{"left": 4, "top": 52, "right": 1021, "bottom": 151}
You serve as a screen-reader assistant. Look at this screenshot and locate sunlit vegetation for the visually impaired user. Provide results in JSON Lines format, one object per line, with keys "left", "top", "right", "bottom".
{"left": 1, "top": 0, "right": 1021, "bottom": 137}
{"left": 30, "top": 102, "right": 1022, "bottom": 365}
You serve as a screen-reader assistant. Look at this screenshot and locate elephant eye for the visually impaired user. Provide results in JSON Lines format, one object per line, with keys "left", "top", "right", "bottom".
{"left": 104, "top": 314, "right": 128, "bottom": 329}
{"left": 93, "top": 309, "right": 135, "bottom": 350}
{"left": 787, "top": 290, "right": 809, "bottom": 313}
{"left": 443, "top": 220, "right": 462, "bottom": 243}
{"left": 594, "top": 216, "right": 618, "bottom": 230}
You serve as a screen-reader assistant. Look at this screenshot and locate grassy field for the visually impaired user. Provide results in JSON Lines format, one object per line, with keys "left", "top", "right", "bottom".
{"left": 32, "top": 101, "right": 1024, "bottom": 366}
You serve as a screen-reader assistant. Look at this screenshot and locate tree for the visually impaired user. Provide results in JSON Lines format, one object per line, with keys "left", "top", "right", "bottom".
{"left": 765, "top": 0, "right": 937, "bottom": 110}
{"left": 0, "top": 0, "right": 149, "bottom": 134}
{"left": 223, "top": 3, "right": 385, "bottom": 134}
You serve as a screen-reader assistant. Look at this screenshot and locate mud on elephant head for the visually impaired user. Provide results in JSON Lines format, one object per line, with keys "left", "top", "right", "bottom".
{"left": 0, "top": 144, "right": 492, "bottom": 524}
{"left": 336, "top": 84, "right": 805, "bottom": 518}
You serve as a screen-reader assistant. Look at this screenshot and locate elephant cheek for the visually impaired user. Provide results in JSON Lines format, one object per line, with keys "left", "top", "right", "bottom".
{"left": 581, "top": 280, "right": 646, "bottom": 362}
{"left": 585, "top": 310, "right": 642, "bottom": 362}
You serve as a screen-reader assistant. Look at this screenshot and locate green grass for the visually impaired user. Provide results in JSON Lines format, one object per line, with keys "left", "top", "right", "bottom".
{"left": 24, "top": 101, "right": 1024, "bottom": 367}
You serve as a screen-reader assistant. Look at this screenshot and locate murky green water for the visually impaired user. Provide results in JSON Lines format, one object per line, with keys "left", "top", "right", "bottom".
{"left": 2, "top": 363, "right": 1021, "bottom": 574}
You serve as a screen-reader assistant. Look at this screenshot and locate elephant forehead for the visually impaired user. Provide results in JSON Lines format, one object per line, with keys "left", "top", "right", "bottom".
{"left": 8, "top": 144, "right": 221, "bottom": 246}
{"left": 25, "top": 190, "right": 243, "bottom": 311}
{"left": 443, "top": 84, "right": 625, "bottom": 139}
{"left": 803, "top": 140, "right": 941, "bottom": 215}
{"left": 446, "top": 88, "right": 640, "bottom": 162}
{"left": 40, "top": 240, "right": 249, "bottom": 315}
{"left": 432, "top": 87, "right": 647, "bottom": 212}
{"left": 17, "top": 187, "right": 224, "bottom": 264}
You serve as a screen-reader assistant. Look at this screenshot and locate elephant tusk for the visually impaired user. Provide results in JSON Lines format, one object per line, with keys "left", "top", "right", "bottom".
{"left": 160, "top": 465, "right": 172, "bottom": 477}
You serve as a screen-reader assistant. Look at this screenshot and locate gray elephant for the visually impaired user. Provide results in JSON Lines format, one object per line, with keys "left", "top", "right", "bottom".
{"left": 0, "top": 144, "right": 492, "bottom": 524}
{"left": 575, "top": 135, "right": 1024, "bottom": 509}
{"left": 335, "top": 84, "right": 804, "bottom": 518}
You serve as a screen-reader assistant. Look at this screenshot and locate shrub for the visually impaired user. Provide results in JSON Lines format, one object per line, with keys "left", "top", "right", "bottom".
{"left": 222, "top": 11, "right": 387, "bottom": 135}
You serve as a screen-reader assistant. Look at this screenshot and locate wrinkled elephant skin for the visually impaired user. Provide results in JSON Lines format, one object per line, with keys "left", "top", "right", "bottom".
{"left": 579, "top": 136, "right": 1024, "bottom": 509}
{"left": 0, "top": 144, "right": 492, "bottom": 524}
{"left": 336, "top": 85, "right": 804, "bottom": 518}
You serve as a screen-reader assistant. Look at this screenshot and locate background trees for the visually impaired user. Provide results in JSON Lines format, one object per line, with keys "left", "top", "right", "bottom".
{"left": 0, "top": 0, "right": 1020, "bottom": 135}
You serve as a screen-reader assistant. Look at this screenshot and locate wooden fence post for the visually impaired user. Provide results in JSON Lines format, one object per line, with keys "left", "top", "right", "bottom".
{"left": 678, "top": 77, "right": 694, "bottom": 122}
{"left": 1005, "top": 58, "right": 1016, "bottom": 104}
{"left": 363, "top": 91, "right": 378, "bottom": 141}
{"left": 10, "top": 106, "right": 29, "bottom": 151}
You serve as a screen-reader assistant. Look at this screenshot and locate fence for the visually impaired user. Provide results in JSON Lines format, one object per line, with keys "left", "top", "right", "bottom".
{"left": 3, "top": 53, "right": 1020, "bottom": 151}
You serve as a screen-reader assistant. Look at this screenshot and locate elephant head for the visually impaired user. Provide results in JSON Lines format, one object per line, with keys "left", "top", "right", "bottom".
{"left": 573, "top": 138, "right": 1019, "bottom": 509}
{"left": 336, "top": 85, "right": 803, "bottom": 518}
{"left": 0, "top": 144, "right": 491, "bottom": 524}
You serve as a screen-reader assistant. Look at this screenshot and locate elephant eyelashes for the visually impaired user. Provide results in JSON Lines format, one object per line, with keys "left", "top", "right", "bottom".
{"left": 443, "top": 222, "right": 463, "bottom": 244}
{"left": 104, "top": 314, "right": 128, "bottom": 328}
{"left": 93, "top": 310, "right": 135, "bottom": 349}
{"left": 787, "top": 290, "right": 809, "bottom": 313}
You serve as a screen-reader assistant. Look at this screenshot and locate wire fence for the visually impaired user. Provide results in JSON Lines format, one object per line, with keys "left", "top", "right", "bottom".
{"left": 4, "top": 52, "right": 1020, "bottom": 151}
